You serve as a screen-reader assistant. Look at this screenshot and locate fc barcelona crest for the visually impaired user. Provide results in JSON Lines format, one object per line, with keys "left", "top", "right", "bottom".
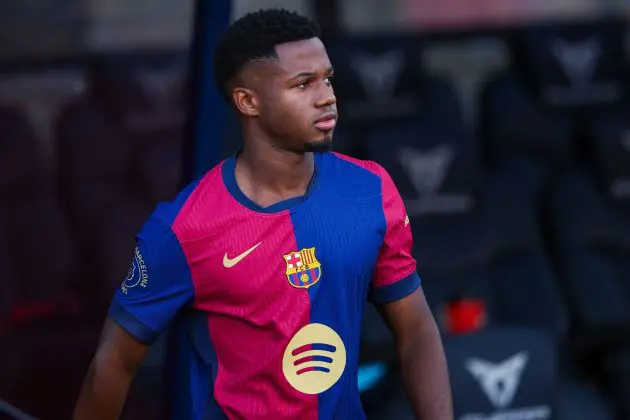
{"left": 283, "top": 247, "right": 322, "bottom": 289}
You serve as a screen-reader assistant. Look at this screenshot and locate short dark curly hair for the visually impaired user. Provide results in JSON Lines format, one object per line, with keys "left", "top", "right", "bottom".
{"left": 213, "top": 8, "right": 321, "bottom": 103}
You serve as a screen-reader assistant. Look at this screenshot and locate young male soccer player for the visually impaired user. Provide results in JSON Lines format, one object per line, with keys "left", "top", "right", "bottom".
{"left": 73, "top": 8, "right": 453, "bottom": 420}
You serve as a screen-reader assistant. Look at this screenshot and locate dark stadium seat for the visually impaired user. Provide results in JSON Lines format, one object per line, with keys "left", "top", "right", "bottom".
{"left": 0, "top": 228, "right": 16, "bottom": 322}
{"left": 547, "top": 104, "right": 630, "bottom": 417}
{"left": 4, "top": 195, "right": 75, "bottom": 302}
{"left": 0, "top": 222, "right": 18, "bottom": 394}
{"left": 556, "top": 362, "right": 615, "bottom": 420}
{"left": 325, "top": 34, "right": 427, "bottom": 159}
{"left": 0, "top": 104, "right": 98, "bottom": 420}
{"left": 35, "top": 57, "right": 187, "bottom": 418}
{"left": 542, "top": 100, "right": 630, "bottom": 419}
{"left": 480, "top": 72, "right": 575, "bottom": 187}
{"left": 356, "top": 79, "right": 573, "bottom": 418}
{"left": 0, "top": 106, "right": 43, "bottom": 195}
{"left": 480, "top": 21, "right": 628, "bottom": 196}
{"left": 4, "top": 324, "right": 103, "bottom": 420}
{"left": 55, "top": 99, "right": 132, "bottom": 226}
{"left": 446, "top": 328, "right": 613, "bottom": 420}
{"left": 55, "top": 55, "right": 186, "bottom": 298}
{"left": 357, "top": 77, "right": 479, "bottom": 363}
{"left": 550, "top": 105, "right": 630, "bottom": 347}
{"left": 362, "top": 328, "right": 560, "bottom": 419}
{"left": 446, "top": 328, "right": 557, "bottom": 419}
{"left": 55, "top": 98, "right": 139, "bottom": 301}
{"left": 0, "top": 105, "right": 75, "bottom": 308}
{"left": 511, "top": 21, "right": 628, "bottom": 109}
{"left": 87, "top": 55, "right": 186, "bottom": 205}
{"left": 588, "top": 106, "right": 630, "bottom": 209}
{"left": 0, "top": 68, "right": 87, "bottom": 161}
{"left": 326, "top": 34, "right": 425, "bottom": 121}
{"left": 364, "top": 81, "right": 567, "bottom": 337}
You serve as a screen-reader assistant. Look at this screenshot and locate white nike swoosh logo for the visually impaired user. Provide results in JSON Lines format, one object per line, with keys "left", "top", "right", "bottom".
{"left": 223, "top": 242, "right": 262, "bottom": 268}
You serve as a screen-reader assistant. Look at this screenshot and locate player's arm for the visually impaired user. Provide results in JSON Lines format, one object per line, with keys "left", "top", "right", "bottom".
{"left": 74, "top": 215, "right": 194, "bottom": 420}
{"left": 378, "top": 288, "right": 452, "bottom": 420}
{"left": 370, "top": 166, "right": 453, "bottom": 420}
{"left": 73, "top": 318, "right": 151, "bottom": 419}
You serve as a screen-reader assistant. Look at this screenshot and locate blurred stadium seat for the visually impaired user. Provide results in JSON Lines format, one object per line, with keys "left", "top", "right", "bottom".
{"left": 326, "top": 34, "right": 426, "bottom": 159}
{"left": 511, "top": 21, "right": 628, "bottom": 110}
{"left": 55, "top": 91, "right": 141, "bottom": 305}
{"left": 355, "top": 73, "right": 566, "bottom": 416}
{"left": 548, "top": 103, "right": 630, "bottom": 418}
{"left": 480, "top": 72, "right": 575, "bottom": 190}
{"left": 327, "top": 34, "right": 425, "bottom": 121}
{"left": 480, "top": 21, "right": 629, "bottom": 198}
{"left": 0, "top": 54, "right": 186, "bottom": 419}
{"left": 55, "top": 54, "right": 186, "bottom": 302}
{"left": 0, "top": 68, "right": 86, "bottom": 162}
{"left": 0, "top": 104, "right": 75, "bottom": 313}
{"left": 364, "top": 79, "right": 567, "bottom": 336}
{"left": 446, "top": 328, "right": 556, "bottom": 419}
{"left": 87, "top": 54, "right": 186, "bottom": 204}
{"left": 0, "top": 99, "right": 95, "bottom": 420}
{"left": 337, "top": 41, "right": 618, "bottom": 415}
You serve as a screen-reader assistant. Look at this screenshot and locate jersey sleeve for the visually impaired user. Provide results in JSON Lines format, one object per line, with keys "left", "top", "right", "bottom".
{"left": 369, "top": 165, "right": 421, "bottom": 304}
{"left": 108, "top": 214, "right": 194, "bottom": 344}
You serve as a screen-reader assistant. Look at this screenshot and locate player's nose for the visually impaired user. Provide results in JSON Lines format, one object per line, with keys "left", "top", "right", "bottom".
{"left": 315, "top": 87, "right": 336, "bottom": 108}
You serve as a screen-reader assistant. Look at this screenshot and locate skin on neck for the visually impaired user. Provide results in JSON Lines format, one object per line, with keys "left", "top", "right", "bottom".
{"left": 235, "top": 124, "right": 315, "bottom": 209}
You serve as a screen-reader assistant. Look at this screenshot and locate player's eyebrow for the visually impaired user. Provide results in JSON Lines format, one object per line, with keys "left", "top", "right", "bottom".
{"left": 289, "top": 72, "right": 314, "bottom": 81}
{"left": 289, "top": 66, "right": 335, "bottom": 81}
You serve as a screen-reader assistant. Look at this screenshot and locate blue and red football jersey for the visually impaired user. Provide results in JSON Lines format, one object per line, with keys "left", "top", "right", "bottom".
{"left": 109, "top": 151, "right": 421, "bottom": 419}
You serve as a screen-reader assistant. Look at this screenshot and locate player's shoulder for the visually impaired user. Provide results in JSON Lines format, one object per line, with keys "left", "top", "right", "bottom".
{"left": 140, "top": 160, "right": 228, "bottom": 240}
{"left": 326, "top": 152, "right": 386, "bottom": 178}
{"left": 320, "top": 152, "right": 402, "bottom": 202}
{"left": 323, "top": 152, "right": 397, "bottom": 193}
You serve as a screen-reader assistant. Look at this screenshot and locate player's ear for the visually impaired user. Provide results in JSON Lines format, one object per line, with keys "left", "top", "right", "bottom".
{"left": 232, "top": 87, "right": 260, "bottom": 117}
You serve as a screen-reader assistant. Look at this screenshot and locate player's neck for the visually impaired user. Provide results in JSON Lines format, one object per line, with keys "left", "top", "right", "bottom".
{"left": 235, "top": 143, "right": 315, "bottom": 205}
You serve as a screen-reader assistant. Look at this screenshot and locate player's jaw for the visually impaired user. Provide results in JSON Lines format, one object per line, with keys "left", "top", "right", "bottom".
{"left": 303, "top": 135, "right": 333, "bottom": 153}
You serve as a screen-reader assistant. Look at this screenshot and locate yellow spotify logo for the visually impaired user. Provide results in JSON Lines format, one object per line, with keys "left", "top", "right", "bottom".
{"left": 282, "top": 323, "right": 347, "bottom": 395}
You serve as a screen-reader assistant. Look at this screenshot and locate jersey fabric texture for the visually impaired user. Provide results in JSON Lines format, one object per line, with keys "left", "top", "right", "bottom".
{"left": 109, "top": 151, "right": 421, "bottom": 420}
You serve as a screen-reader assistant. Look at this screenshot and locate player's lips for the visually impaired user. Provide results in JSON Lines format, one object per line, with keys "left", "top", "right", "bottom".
{"left": 314, "top": 112, "right": 337, "bottom": 130}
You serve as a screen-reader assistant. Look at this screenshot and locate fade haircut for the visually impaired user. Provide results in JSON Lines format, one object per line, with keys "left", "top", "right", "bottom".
{"left": 213, "top": 8, "right": 321, "bottom": 102}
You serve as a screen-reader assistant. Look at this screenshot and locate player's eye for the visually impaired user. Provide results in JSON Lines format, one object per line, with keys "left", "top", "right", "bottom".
{"left": 296, "top": 81, "right": 310, "bottom": 89}
{"left": 324, "top": 75, "right": 334, "bottom": 86}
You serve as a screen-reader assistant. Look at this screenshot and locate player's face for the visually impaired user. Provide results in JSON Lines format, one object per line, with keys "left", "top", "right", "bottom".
{"left": 253, "top": 38, "right": 337, "bottom": 153}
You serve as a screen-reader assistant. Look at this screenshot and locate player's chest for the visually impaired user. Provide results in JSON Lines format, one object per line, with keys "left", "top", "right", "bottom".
{"left": 187, "top": 201, "right": 385, "bottom": 311}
